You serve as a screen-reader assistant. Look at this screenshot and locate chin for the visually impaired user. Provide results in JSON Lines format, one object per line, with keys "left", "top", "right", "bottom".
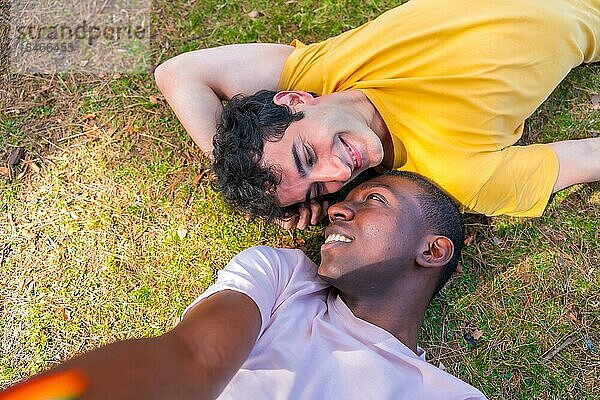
{"left": 317, "top": 263, "right": 342, "bottom": 284}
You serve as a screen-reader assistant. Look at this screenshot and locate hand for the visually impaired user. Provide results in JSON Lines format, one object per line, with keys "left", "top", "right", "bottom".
{"left": 276, "top": 199, "right": 329, "bottom": 230}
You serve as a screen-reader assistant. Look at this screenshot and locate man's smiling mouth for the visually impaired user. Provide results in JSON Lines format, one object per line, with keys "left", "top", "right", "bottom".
{"left": 324, "top": 233, "right": 353, "bottom": 244}
{"left": 340, "top": 138, "right": 363, "bottom": 171}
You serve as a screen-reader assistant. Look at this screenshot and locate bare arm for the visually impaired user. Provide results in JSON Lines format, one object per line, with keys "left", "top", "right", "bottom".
{"left": 0, "top": 291, "right": 261, "bottom": 400}
{"left": 550, "top": 137, "right": 600, "bottom": 192}
{"left": 155, "top": 44, "right": 294, "bottom": 156}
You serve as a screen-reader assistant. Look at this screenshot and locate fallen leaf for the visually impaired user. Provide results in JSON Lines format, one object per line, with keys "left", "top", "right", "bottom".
{"left": 60, "top": 307, "right": 71, "bottom": 321}
{"left": 293, "top": 237, "right": 306, "bottom": 247}
{"left": 472, "top": 328, "right": 484, "bottom": 340}
{"left": 112, "top": 73, "right": 122, "bottom": 79}
{"left": 149, "top": 95, "right": 158, "bottom": 104}
{"left": 84, "top": 119, "right": 99, "bottom": 131}
{"left": 464, "top": 233, "right": 476, "bottom": 246}
{"left": 177, "top": 228, "right": 188, "bottom": 239}
{"left": 566, "top": 311, "right": 579, "bottom": 323}
{"left": 0, "top": 166, "right": 9, "bottom": 177}
{"left": 591, "top": 94, "right": 600, "bottom": 110}
{"left": 81, "top": 113, "right": 96, "bottom": 120}
{"left": 8, "top": 147, "right": 25, "bottom": 168}
{"left": 247, "top": 10, "right": 260, "bottom": 19}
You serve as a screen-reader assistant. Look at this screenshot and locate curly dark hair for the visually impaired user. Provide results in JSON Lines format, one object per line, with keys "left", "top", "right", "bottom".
{"left": 383, "top": 170, "right": 465, "bottom": 299}
{"left": 212, "top": 90, "right": 305, "bottom": 220}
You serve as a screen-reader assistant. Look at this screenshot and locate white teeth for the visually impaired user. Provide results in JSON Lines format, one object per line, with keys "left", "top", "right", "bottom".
{"left": 325, "top": 233, "right": 352, "bottom": 244}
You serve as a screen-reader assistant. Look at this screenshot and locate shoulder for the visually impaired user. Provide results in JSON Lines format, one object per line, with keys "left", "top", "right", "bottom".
{"left": 235, "top": 246, "right": 310, "bottom": 265}
{"left": 232, "top": 246, "right": 316, "bottom": 276}
{"left": 228, "top": 247, "right": 326, "bottom": 316}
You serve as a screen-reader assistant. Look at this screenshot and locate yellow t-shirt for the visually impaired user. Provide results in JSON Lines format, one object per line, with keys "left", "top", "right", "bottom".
{"left": 278, "top": 0, "right": 600, "bottom": 217}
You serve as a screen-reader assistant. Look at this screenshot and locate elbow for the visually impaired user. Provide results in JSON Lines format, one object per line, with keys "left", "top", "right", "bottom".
{"left": 154, "top": 55, "right": 187, "bottom": 95}
{"left": 154, "top": 61, "right": 171, "bottom": 95}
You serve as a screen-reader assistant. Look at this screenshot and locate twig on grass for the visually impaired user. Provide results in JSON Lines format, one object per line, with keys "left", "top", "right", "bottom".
{"left": 39, "top": 136, "right": 67, "bottom": 152}
{"left": 542, "top": 334, "right": 577, "bottom": 362}
{"left": 138, "top": 133, "right": 177, "bottom": 148}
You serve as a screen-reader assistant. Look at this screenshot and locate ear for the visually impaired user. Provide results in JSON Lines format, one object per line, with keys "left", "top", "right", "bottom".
{"left": 273, "top": 91, "right": 315, "bottom": 110}
{"left": 416, "top": 235, "right": 454, "bottom": 268}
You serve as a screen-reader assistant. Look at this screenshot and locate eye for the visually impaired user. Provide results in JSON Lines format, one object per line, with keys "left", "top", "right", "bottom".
{"left": 366, "top": 193, "right": 385, "bottom": 203}
{"left": 304, "top": 143, "right": 315, "bottom": 166}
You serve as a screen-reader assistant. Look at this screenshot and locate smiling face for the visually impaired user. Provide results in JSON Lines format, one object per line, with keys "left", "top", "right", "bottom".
{"left": 260, "top": 92, "right": 385, "bottom": 207}
{"left": 317, "top": 175, "right": 427, "bottom": 293}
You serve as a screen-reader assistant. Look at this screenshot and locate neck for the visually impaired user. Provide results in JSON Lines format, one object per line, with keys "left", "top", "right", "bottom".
{"left": 340, "top": 279, "right": 434, "bottom": 354}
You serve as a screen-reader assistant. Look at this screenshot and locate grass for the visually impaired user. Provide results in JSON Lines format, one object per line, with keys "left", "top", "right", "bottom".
{"left": 1, "top": 0, "right": 599, "bottom": 398}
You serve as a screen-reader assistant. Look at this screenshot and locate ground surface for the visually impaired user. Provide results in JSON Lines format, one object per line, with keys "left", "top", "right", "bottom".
{"left": 1, "top": 1, "right": 599, "bottom": 399}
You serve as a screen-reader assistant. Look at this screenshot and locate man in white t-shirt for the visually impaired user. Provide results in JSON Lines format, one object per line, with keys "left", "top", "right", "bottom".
{"left": 1, "top": 171, "right": 486, "bottom": 399}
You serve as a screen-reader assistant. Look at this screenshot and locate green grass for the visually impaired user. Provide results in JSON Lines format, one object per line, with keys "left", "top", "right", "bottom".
{"left": 1, "top": 1, "right": 599, "bottom": 398}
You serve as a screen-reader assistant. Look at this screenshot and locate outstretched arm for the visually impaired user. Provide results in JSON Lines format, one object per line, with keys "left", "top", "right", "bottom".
{"left": 550, "top": 137, "right": 600, "bottom": 192}
{"left": 0, "top": 291, "right": 261, "bottom": 400}
{"left": 155, "top": 44, "right": 294, "bottom": 156}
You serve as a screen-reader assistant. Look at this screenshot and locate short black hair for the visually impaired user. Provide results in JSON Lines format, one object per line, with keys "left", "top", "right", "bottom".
{"left": 212, "top": 90, "right": 305, "bottom": 220}
{"left": 383, "top": 170, "right": 464, "bottom": 298}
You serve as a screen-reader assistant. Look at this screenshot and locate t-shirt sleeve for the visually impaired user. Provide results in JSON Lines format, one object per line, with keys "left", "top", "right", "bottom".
{"left": 278, "top": 39, "right": 333, "bottom": 94}
{"left": 464, "top": 143, "right": 559, "bottom": 217}
{"left": 181, "top": 246, "right": 300, "bottom": 336}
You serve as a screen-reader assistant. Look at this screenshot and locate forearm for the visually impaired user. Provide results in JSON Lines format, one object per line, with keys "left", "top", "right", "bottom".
{"left": 2, "top": 292, "right": 260, "bottom": 400}
{"left": 550, "top": 137, "right": 600, "bottom": 192}
{"left": 7, "top": 334, "right": 219, "bottom": 400}
{"left": 163, "top": 83, "right": 223, "bottom": 157}
{"left": 155, "top": 44, "right": 293, "bottom": 157}
{"left": 155, "top": 60, "right": 223, "bottom": 157}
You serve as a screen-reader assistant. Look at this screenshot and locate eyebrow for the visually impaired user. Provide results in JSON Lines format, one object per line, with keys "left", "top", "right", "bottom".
{"left": 292, "top": 143, "right": 306, "bottom": 178}
{"left": 292, "top": 143, "right": 313, "bottom": 203}
{"left": 353, "top": 183, "right": 398, "bottom": 201}
{"left": 360, "top": 182, "right": 395, "bottom": 191}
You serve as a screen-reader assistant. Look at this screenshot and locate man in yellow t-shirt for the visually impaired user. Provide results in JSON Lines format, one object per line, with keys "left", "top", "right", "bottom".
{"left": 156, "top": 0, "right": 600, "bottom": 228}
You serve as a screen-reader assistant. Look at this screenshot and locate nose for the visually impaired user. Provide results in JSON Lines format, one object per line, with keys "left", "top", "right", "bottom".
{"left": 328, "top": 200, "right": 355, "bottom": 223}
{"left": 311, "top": 157, "right": 352, "bottom": 182}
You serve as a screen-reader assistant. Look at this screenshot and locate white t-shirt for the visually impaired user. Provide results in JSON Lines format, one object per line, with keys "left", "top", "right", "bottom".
{"left": 184, "top": 246, "right": 487, "bottom": 399}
